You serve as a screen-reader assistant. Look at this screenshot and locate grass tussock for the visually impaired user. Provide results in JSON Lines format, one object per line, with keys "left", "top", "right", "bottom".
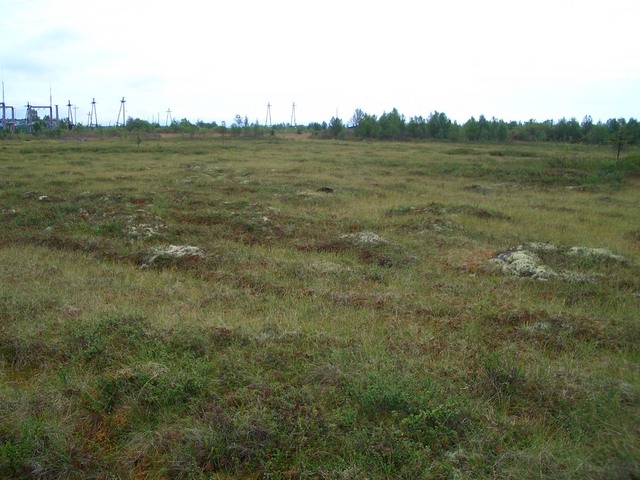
{"left": 0, "top": 136, "right": 638, "bottom": 478}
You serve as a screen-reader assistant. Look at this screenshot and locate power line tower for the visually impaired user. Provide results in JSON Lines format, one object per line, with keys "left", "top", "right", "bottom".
{"left": 88, "top": 98, "right": 98, "bottom": 128}
{"left": 165, "top": 108, "right": 172, "bottom": 126}
{"left": 25, "top": 102, "right": 33, "bottom": 124}
{"left": 48, "top": 84, "right": 54, "bottom": 129}
{"left": 116, "top": 97, "right": 126, "bottom": 127}
{"left": 2, "top": 77, "right": 5, "bottom": 127}
{"left": 67, "top": 100, "right": 74, "bottom": 129}
{"left": 265, "top": 102, "right": 272, "bottom": 127}
{"left": 290, "top": 102, "right": 296, "bottom": 127}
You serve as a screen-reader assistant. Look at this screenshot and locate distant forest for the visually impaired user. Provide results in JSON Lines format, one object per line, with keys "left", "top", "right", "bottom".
{"left": 135, "top": 108, "right": 639, "bottom": 147}
{"left": 14, "top": 108, "right": 637, "bottom": 148}
{"left": 310, "top": 108, "right": 640, "bottom": 146}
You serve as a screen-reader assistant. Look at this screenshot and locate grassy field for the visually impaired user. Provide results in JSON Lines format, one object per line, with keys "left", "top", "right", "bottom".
{"left": 0, "top": 135, "right": 638, "bottom": 479}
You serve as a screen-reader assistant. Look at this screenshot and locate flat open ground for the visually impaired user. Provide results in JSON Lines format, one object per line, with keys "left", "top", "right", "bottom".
{"left": 1, "top": 136, "right": 639, "bottom": 478}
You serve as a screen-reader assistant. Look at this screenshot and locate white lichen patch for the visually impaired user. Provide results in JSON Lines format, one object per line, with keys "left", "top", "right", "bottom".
{"left": 567, "top": 247, "right": 625, "bottom": 262}
{"left": 491, "top": 242, "right": 617, "bottom": 282}
{"left": 557, "top": 271, "right": 599, "bottom": 283}
{"left": 490, "top": 249, "right": 557, "bottom": 280}
{"left": 153, "top": 245, "right": 203, "bottom": 258}
{"left": 340, "top": 231, "right": 390, "bottom": 246}
{"left": 142, "top": 245, "right": 204, "bottom": 268}
{"left": 523, "top": 242, "right": 558, "bottom": 252}
{"left": 521, "top": 317, "right": 575, "bottom": 337}
{"left": 419, "top": 219, "right": 458, "bottom": 235}
{"left": 125, "top": 214, "right": 168, "bottom": 239}
{"left": 126, "top": 224, "right": 166, "bottom": 239}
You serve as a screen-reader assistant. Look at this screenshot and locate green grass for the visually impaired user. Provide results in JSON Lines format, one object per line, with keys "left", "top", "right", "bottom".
{"left": 0, "top": 135, "right": 638, "bottom": 479}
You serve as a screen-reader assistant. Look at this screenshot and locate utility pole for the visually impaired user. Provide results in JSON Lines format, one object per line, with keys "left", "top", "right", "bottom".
{"left": 116, "top": 97, "right": 126, "bottom": 127}
{"left": 88, "top": 98, "right": 98, "bottom": 128}
{"left": 1, "top": 76, "right": 5, "bottom": 127}
{"left": 67, "top": 100, "right": 73, "bottom": 129}
{"left": 49, "top": 84, "right": 53, "bottom": 128}
{"left": 265, "top": 102, "right": 272, "bottom": 127}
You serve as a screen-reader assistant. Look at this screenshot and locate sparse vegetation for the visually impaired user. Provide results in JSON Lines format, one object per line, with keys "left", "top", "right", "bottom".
{"left": 0, "top": 135, "right": 638, "bottom": 478}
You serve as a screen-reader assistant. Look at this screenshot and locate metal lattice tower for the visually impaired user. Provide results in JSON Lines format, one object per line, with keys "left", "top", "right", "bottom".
{"left": 165, "top": 108, "right": 172, "bottom": 126}
{"left": 1, "top": 78, "right": 5, "bottom": 126}
{"left": 67, "top": 100, "right": 74, "bottom": 128}
{"left": 265, "top": 102, "right": 272, "bottom": 127}
{"left": 290, "top": 102, "right": 296, "bottom": 127}
{"left": 88, "top": 98, "right": 98, "bottom": 128}
{"left": 116, "top": 97, "right": 126, "bottom": 127}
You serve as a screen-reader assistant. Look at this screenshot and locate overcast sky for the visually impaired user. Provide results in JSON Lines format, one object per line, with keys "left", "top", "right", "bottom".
{"left": 1, "top": 0, "right": 638, "bottom": 126}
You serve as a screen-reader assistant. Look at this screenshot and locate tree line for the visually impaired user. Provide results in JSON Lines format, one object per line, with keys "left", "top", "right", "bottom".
{"left": 8, "top": 109, "right": 637, "bottom": 150}
{"left": 88, "top": 110, "right": 640, "bottom": 148}
{"left": 315, "top": 108, "right": 638, "bottom": 147}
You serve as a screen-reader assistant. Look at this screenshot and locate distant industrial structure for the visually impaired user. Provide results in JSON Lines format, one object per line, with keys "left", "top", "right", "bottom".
{"left": 1, "top": 83, "right": 303, "bottom": 131}
{"left": 0, "top": 82, "right": 127, "bottom": 132}
{"left": 0, "top": 100, "right": 62, "bottom": 133}
{"left": 1, "top": 80, "right": 17, "bottom": 132}
{"left": 0, "top": 81, "right": 62, "bottom": 132}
